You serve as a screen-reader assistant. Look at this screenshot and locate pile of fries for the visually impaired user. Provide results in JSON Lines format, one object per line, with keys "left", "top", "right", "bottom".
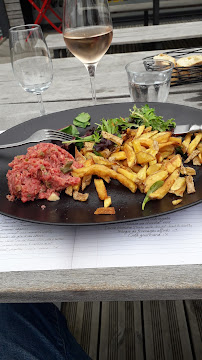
{"left": 64, "top": 126, "right": 202, "bottom": 214}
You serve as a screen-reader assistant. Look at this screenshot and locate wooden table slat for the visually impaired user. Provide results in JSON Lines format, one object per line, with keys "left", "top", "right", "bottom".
{"left": 184, "top": 300, "right": 202, "bottom": 359}
{"left": 62, "top": 301, "right": 100, "bottom": 359}
{"left": 62, "top": 300, "right": 202, "bottom": 359}
{"left": 46, "top": 21, "right": 202, "bottom": 50}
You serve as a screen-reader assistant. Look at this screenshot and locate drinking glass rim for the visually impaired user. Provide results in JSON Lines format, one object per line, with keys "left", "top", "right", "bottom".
{"left": 9, "top": 24, "right": 41, "bottom": 33}
{"left": 125, "top": 59, "right": 174, "bottom": 74}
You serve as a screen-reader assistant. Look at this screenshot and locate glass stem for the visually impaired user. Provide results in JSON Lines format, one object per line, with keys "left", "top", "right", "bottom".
{"left": 36, "top": 93, "right": 45, "bottom": 116}
{"left": 85, "top": 64, "right": 97, "bottom": 105}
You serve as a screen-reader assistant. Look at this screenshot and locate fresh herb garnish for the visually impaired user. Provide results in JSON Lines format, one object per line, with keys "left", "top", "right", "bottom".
{"left": 60, "top": 124, "right": 79, "bottom": 137}
{"left": 61, "top": 104, "right": 176, "bottom": 152}
{"left": 63, "top": 130, "right": 101, "bottom": 146}
{"left": 73, "top": 112, "right": 91, "bottom": 128}
{"left": 95, "top": 117, "right": 137, "bottom": 136}
{"left": 130, "top": 104, "right": 176, "bottom": 132}
{"left": 59, "top": 113, "right": 91, "bottom": 137}
{"left": 142, "top": 180, "right": 164, "bottom": 210}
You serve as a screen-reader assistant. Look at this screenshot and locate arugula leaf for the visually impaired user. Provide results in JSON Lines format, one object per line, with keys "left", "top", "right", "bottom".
{"left": 142, "top": 180, "right": 164, "bottom": 210}
{"left": 95, "top": 117, "right": 137, "bottom": 136}
{"left": 130, "top": 104, "right": 176, "bottom": 132}
{"left": 96, "top": 118, "right": 118, "bottom": 134}
{"left": 60, "top": 124, "right": 79, "bottom": 136}
{"left": 73, "top": 112, "right": 91, "bottom": 128}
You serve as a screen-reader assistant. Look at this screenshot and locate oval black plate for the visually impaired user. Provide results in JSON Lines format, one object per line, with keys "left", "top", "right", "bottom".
{"left": 0, "top": 102, "right": 201, "bottom": 225}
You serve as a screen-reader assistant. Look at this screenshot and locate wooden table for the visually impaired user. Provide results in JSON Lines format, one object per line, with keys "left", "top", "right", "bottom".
{"left": 0, "top": 49, "right": 202, "bottom": 302}
{"left": 46, "top": 21, "right": 202, "bottom": 51}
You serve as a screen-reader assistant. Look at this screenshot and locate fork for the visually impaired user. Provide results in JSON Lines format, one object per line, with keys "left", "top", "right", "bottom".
{"left": 0, "top": 129, "right": 73, "bottom": 149}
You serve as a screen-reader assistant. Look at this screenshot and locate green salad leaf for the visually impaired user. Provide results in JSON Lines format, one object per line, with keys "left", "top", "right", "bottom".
{"left": 129, "top": 104, "right": 176, "bottom": 132}
{"left": 142, "top": 180, "right": 164, "bottom": 210}
{"left": 73, "top": 112, "right": 91, "bottom": 128}
{"left": 95, "top": 117, "right": 138, "bottom": 136}
{"left": 60, "top": 104, "right": 177, "bottom": 152}
{"left": 60, "top": 124, "right": 79, "bottom": 136}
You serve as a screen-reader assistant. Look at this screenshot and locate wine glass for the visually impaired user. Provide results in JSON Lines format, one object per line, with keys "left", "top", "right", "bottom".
{"left": 9, "top": 24, "right": 53, "bottom": 116}
{"left": 63, "top": 0, "right": 113, "bottom": 104}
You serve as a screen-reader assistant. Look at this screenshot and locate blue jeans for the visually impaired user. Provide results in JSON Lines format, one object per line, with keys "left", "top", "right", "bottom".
{"left": 0, "top": 303, "right": 92, "bottom": 360}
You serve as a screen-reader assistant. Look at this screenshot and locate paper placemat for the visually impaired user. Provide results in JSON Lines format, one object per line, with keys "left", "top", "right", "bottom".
{"left": 0, "top": 203, "right": 201, "bottom": 272}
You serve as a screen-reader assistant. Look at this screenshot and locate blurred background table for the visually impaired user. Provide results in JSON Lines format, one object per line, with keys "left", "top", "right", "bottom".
{"left": 0, "top": 49, "right": 202, "bottom": 129}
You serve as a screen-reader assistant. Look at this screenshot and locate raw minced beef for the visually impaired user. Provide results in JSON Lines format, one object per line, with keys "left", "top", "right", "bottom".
{"left": 6, "top": 142, "right": 82, "bottom": 203}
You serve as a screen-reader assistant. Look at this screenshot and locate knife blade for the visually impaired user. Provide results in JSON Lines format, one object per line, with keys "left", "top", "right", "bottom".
{"left": 173, "top": 124, "right": 202, "bottom": 135}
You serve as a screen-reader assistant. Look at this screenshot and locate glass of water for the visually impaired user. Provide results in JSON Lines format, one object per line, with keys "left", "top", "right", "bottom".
{"left": 9, "top": 24, "right": 53, "bottom": 116}
{"left": 125, "top": 59, "right": 174, "bottom": 103}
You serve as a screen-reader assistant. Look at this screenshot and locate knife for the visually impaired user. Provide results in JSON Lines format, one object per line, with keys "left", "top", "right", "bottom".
{"left": 173, "top": 124, "right": 202, "bottom": 135}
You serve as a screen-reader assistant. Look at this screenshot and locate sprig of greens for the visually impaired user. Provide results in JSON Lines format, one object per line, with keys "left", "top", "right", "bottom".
{"left": 95, "top": 117, "right": 137, "bottom": 136}
{"left": 59, "top": 112, "right": 91, "bottom": 135}
{"left": 62, "top": 130, "right": 101, "bottom": 147}
{"left": 142, "top": 180, "right": 164, "bottom": 210}
{"left": 60, "top": 105, "right": 176, "bottom": 150}
{"left": 73, "top": 112, "right": 91, "bottom": 128}
{"left": 130, "top": 104, "right": 176, "bottom": 132}
{"left": 60, "top": 124, "right": 79, "bottom": 137}
{"left": 62, "top": 117, "right": 137, "bottom": 147}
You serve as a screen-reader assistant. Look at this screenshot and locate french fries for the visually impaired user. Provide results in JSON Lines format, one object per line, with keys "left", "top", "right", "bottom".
{"left": 172, "top": 199, "right": 182, "bottom": 206}
{"left": 94, "top": 207, "right": 115, "bottom": 215}
{"left": 186, "top": 175, "right": 196, "bottom": 194}
{"left": 102, "top": 131, "right": 123, "bottom": 146}
{"left": 73, "top": 191, "right": 89, "bottom": 201}
{"left": 67, "top": 125, "right": 201, "bottom": 214}
{"left": 94, "top": 179, "right": 108, "bottom": 200}
{"left": 144, "top": 170, "right": 168, "bottom": 193}
{"left": 149, "top": 169, "right": 180, "bottom": 200}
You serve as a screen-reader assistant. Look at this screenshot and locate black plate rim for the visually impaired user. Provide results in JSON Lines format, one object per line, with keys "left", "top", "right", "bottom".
{"left": 0, "top": 198, "right": 201, "bottom": 227}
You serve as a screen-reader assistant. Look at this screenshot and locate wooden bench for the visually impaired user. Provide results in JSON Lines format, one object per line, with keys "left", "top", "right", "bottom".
{"left": 46, "top": 21, "right": 202, "bottom": 54}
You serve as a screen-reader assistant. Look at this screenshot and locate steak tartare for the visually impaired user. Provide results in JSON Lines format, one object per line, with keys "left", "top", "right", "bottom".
{"left": 6, "top": 142, "right": 82, "bottom": 203}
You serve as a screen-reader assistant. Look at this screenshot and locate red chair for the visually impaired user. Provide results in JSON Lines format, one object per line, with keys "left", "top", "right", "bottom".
{"left": 27, "top": 0, "right": 62, "bottom": 33}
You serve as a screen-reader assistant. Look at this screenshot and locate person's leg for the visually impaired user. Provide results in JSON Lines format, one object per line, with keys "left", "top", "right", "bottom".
{"left": 0, "top": 303, "right": 92, "bottom": 360}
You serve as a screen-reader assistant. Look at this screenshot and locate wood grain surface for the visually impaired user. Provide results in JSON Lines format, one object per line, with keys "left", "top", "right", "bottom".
{"left": 1, "top": 51, "right": 202, "bottom": 129}
{"left": 46, "top": 21, "right": 202, "bottom": 49}
{"left": 61, "top": 299, "right": 202, "bottom": 359}
{"left": 0, "top": 265, "right": 202, "bottom": 302}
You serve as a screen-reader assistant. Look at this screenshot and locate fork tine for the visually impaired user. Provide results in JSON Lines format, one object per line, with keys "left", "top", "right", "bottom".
{"left": 45, "top": 129, "right": 71, "bottom": 137}
{"left": 46, "top": 133, "right": 71, "bottom": 140}
{"left": 46, "top": 135, "right": 73, "bottom": 142}
{"left": 45, "top": 129, "right": 73, "bottom": 142}
{"left": 51, "top": 132, "right": 72, "bottom": 139}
